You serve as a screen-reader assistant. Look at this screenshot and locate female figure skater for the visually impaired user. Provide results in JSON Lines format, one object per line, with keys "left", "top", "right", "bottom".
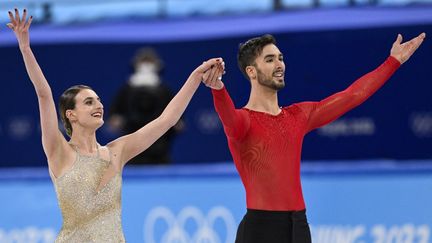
{"left": 7, "top": 9, "right": 224, "bottom": 242}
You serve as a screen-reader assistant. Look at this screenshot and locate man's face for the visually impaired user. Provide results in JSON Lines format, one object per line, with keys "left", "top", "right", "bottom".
{"left": 253, "top": 44, "right": 285, "bottom": 91}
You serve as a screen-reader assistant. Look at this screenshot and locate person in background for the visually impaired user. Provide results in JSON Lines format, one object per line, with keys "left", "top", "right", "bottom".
{"left": 109, "top": 48, "right": 183, "bottom": 165}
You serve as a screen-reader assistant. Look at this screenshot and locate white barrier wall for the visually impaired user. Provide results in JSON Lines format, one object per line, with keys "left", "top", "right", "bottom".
{"left": 0, "top": 162, "right": 431, "bottom": 243}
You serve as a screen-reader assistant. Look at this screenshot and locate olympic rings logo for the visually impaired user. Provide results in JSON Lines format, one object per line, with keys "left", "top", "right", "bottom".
{"left": 143, "top": 206, "right": 237, "bottom": 243}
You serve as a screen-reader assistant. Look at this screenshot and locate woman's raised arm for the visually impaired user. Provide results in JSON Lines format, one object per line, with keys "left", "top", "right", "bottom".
{"left": 7, "top": 9, "right": 69, "bottom": 168}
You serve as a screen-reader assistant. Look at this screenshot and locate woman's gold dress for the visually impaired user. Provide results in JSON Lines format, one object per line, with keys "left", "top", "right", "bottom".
{"left": 50, "top": 148, "right": 125, "bottom": 242}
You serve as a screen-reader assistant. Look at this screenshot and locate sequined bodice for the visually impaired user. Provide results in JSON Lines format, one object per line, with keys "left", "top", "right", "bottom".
{"left": 51, "top": 151, "right": 125, "bottom": 243}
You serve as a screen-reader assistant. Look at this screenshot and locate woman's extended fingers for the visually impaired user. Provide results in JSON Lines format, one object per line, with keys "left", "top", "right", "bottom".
{"left": 8, "top": 10, "right": 16, "bottom": 26}
{"left": 21, "top": 9, "right": 27, "bottom": 25}
{"left": 26, "top": 15, "right": 33, "bottom": 29}
{"left": 6, "top": 23, "right": 14, "bottom": 30}
{"left": 14, "top": 8, "right": 20, "bottom": 25}
{"left": 201, "top": 58, "right": 222, "bottom": 73}
{"left": 7, "top": 9, "right": 33, "bottom": 32}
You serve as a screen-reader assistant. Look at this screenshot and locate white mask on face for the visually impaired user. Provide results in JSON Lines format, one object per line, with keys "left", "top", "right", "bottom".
{"left": 129, "top": 62, "right": 160, "bottom": 87}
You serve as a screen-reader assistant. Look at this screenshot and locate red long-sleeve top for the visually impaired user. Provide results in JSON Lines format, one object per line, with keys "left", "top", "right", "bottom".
{"left": 212, "top": 56, "right": 400, "bottom": 211}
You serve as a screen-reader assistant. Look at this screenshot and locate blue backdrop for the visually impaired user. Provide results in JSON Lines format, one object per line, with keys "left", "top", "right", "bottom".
{"left": 0, "top": 8, "right": 431, "bottom": 166}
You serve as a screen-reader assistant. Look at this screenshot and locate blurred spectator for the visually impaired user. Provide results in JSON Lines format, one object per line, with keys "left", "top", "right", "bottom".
{"left": 108, "top": 48, "right": 183, "bottom": 165}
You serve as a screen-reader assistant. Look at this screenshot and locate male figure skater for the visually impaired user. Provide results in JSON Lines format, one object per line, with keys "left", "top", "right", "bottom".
{"left": 202, "top": 33, "right": 425, "bottom": 243}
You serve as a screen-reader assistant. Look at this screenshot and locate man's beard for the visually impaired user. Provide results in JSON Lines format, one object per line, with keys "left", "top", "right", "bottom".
{"left": 256, "top": 67, "right": 285, "bottom": 91}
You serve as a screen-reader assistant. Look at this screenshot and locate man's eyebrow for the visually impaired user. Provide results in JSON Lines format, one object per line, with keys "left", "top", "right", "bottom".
{"left": 264, "top": 54, "right": 276, "bottom": 59}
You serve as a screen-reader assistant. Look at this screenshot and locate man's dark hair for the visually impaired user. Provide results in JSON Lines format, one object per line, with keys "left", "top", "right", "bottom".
{"left": 237, "top": 34, "right": 276, "bottom": 80}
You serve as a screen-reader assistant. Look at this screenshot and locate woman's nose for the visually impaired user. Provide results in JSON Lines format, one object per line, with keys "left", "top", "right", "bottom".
{"left": 96, "top": 100, "right": 104, "bottom": 109}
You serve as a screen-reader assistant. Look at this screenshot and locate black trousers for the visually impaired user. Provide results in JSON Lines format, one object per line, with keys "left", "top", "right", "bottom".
{"left": 235, "top": 209, "right": 312, "bottom": 243}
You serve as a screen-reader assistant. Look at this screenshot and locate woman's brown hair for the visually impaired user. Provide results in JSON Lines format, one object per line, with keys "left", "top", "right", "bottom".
{"left": 58, "top": 85, "right": 93, "bottom": 137}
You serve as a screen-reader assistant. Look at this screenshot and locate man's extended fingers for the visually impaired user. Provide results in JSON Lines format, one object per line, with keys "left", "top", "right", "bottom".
{"left": 211, "top": 64, "right": 223, "bottom": 86}
{"left": 208, "top": 66, "right": 219, "bottom": 87}
{"left": 202, "top": 63, "right": 217, "bottom": 85}
{"left": 219, "top": 62, "right": 225, "bottom": 74}
{"left": 215, "top": 63, "right": 224, "bottom": 81}
{"left": 394, "top": 34, "right": 403, "bottom": 46}
{"left": 214, "top": 63, "right": 223, "bottom": 79}
{"left": 419, "top": 32, "right": 426, "bottom": 39}
{"left": 407, "top": 34, "right": 425, "bottom": 52}
{"left": 215, "top": 63, "right": 224, "bottom": 82}
{"left": 416, "top": 33, "right": 426, "bottom": 46}
{"left": 412, "top": 37, "right": 424, "bottom": 52}
{"left": 203, "top": 67, "right": 215, "bottom": 86}
{"left": 202, "top": 67, "right": 210, "bottom": 84}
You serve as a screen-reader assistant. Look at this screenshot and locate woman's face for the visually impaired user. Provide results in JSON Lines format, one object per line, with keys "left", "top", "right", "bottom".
{"left": 67, "top": 89, "right": 104, "bottom": 131}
